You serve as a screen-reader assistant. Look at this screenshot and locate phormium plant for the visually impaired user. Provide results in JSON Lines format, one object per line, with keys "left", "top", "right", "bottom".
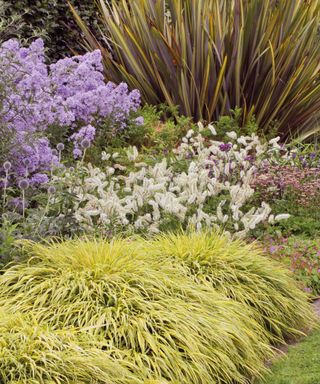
{"left": 72, "top": 0, "right": 320, "bottom": 139}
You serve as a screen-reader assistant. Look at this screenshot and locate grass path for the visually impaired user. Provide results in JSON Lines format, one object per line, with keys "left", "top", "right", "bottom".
{"left": 257, "top": 300, "right": 320, "bottom": 384}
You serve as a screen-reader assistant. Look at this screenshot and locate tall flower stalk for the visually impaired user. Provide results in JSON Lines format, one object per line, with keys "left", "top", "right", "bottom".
{"left": 2, "top": 161, "right": 11, "bottom": 208}
{"left": 18, "top": 179, "right": 29, "bottom": 219}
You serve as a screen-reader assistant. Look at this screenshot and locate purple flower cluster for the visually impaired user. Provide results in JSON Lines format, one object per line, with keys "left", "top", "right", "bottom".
{"left": 0, "top": 38, "right": 142, "bottom": 184}
{"left": 71, "top": 124, "right": 96, "bottom": 158}
{"left": 218, "top": 143, "right": 232, "bottom": 152}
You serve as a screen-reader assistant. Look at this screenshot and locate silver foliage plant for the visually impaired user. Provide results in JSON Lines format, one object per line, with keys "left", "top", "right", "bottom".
{"left": 51, "top": 124, "right": 289, "bottom": 238}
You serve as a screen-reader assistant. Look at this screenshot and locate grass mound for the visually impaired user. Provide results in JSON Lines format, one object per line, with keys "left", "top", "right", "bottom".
{"left": 146, "top": 231, "right": 315, "bottom": 343}
{"left": 0, "top": 239, "right": 272, "bottom": 384}
{"left": 0, "top": 310, "right": 143, "bottom": 384}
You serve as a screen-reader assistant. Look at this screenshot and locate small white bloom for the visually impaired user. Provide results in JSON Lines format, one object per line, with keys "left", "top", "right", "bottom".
{"left": 274, "top": 214, "right": 290, "bottom": 221}
{"left": 226, "top": 131, "right": 237, "bottom": 140}
{"left": 208, "top": 124, "right": 217, "bottom": 135}
{"left": 186, "top": 129, "right": 194, "bottom": 138}
{"left": 126, "top": 146, "right": 139, "bottom": 161}
{"left": 113, "top": 164, "right": 127, "bottom": 171}
{"left": 134, "top": 162, "right": 148, "bottom": 167}
{"left": 101, "top": 151, "right": 111, "bottom": 161}
{"left": 197, "top": 121, "right": 204, "bottom": 131}
{"left": 106, "top": 167, "right": 115, "bottom": 176}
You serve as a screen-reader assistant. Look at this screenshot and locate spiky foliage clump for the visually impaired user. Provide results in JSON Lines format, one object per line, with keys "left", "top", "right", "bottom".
{"left": 145, "top": 231, "right": 315, "bottom": 343}
{"left": 71, "top": 0, "right": 320, "bottom": 139}
{"left": 0, "top": 310, "right": 144, "bottom": 384}
{"left": 0, "top": 239, "right": 272, "bottom": 384}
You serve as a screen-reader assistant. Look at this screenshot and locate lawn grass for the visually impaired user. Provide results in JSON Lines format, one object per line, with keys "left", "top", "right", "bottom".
{"left": 258, "top": 327, "right": 320, "bottom": 384}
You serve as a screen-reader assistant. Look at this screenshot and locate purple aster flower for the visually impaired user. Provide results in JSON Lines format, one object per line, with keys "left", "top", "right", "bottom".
{"left": 73, "top": 148, "right": 82, "bottom": 158}
{"left": 0, "top": 38, "right": 141, "bottom": 183}
{"left": 30, "top": 173, "right": 49, "bottom": 185}
{"left": 134, "top": 116, "right": 144, "bottom": 126}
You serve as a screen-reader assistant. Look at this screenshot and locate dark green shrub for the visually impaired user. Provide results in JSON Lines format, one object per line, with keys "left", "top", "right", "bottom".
{"left": 2, "top": 0, "right": 101, "bottom": 60}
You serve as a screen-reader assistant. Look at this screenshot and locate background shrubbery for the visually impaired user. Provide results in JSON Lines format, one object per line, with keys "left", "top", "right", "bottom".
{"left": 0, "top": 0, "right": 101, "bottom": 59}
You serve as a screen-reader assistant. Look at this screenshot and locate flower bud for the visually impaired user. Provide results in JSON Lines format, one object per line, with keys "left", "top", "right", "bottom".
{"left": 57, "top": 143, "right": 65, "bottom": 151}
{"left": 3, "top": 161, "right": 11, "bottom": 171}
{"left": 18, "top": 179, "right": 29, "bottom": 190}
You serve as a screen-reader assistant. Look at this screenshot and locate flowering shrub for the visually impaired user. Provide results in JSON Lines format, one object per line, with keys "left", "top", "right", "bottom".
{"left": 253, "top": 165, "right": 320, "bottom": 206}
{"left": 261, "top": 236, "right": 320, "bottom": 296}
{"left": 0, "top": 38, "right": 141, "bottom": 184}
{"left": 46, "top": 124, "right": 289, "bottom": 238}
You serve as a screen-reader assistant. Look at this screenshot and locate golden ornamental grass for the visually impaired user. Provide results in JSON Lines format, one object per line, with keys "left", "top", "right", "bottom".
{"left": 0, "top": 233, "right": 314, "bottom": 383}
{"left": 0, "top": 310, "right": 146, "bottom": 384}
{"left": 0, "top": 238, "right": 272, "bottom": 383}
{"left": 145, "top": 230, "right": 315, "bottom": 343}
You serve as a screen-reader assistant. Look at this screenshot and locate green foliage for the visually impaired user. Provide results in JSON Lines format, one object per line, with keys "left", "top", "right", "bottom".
{"left": 257, "top": 327, "right": 320, "bottom": 384}
{"left": 0, "top": 2, "right": 25, "bottom": 44}
{"left": 145, "top": 230, "right": 315, "bottom": 343}
{"left": 253, "top": 190, "right": 320, "bottom": 239}
{"left": 122, "top": 104, "right": 192, "bottom": 150}
{"left": 2, "top": 0, "right": 101, "bottom": 60}
{"left": 0, "top": 219, "right": 19, "bottom": 268}
{"left": 213, "top": 108, "right": 259, "bottom": 139}
{"left": 73, "top": 0, "right": 320, "bottom": 138}
{"left": 95, "top": 104, "right": 192, "bottom": 155}
{"left": 0, "top": 237, "right": 276, "bottom": 383}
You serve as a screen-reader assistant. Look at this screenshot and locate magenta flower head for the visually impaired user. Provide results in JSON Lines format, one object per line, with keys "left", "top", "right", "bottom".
{"left": 81, "top": 139, "right": 91, "bottom": 149}
{"left": 219, "top": 143, "right": 232, "bottom": 152}
{"left": 3, "top": 161, "right": 12, "bottom": 171}
{"left": 57, "top": 143, "right": 65, "bottom": 151}
{"left": 18, "top": 179, "right": 29, "bottom": 190}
